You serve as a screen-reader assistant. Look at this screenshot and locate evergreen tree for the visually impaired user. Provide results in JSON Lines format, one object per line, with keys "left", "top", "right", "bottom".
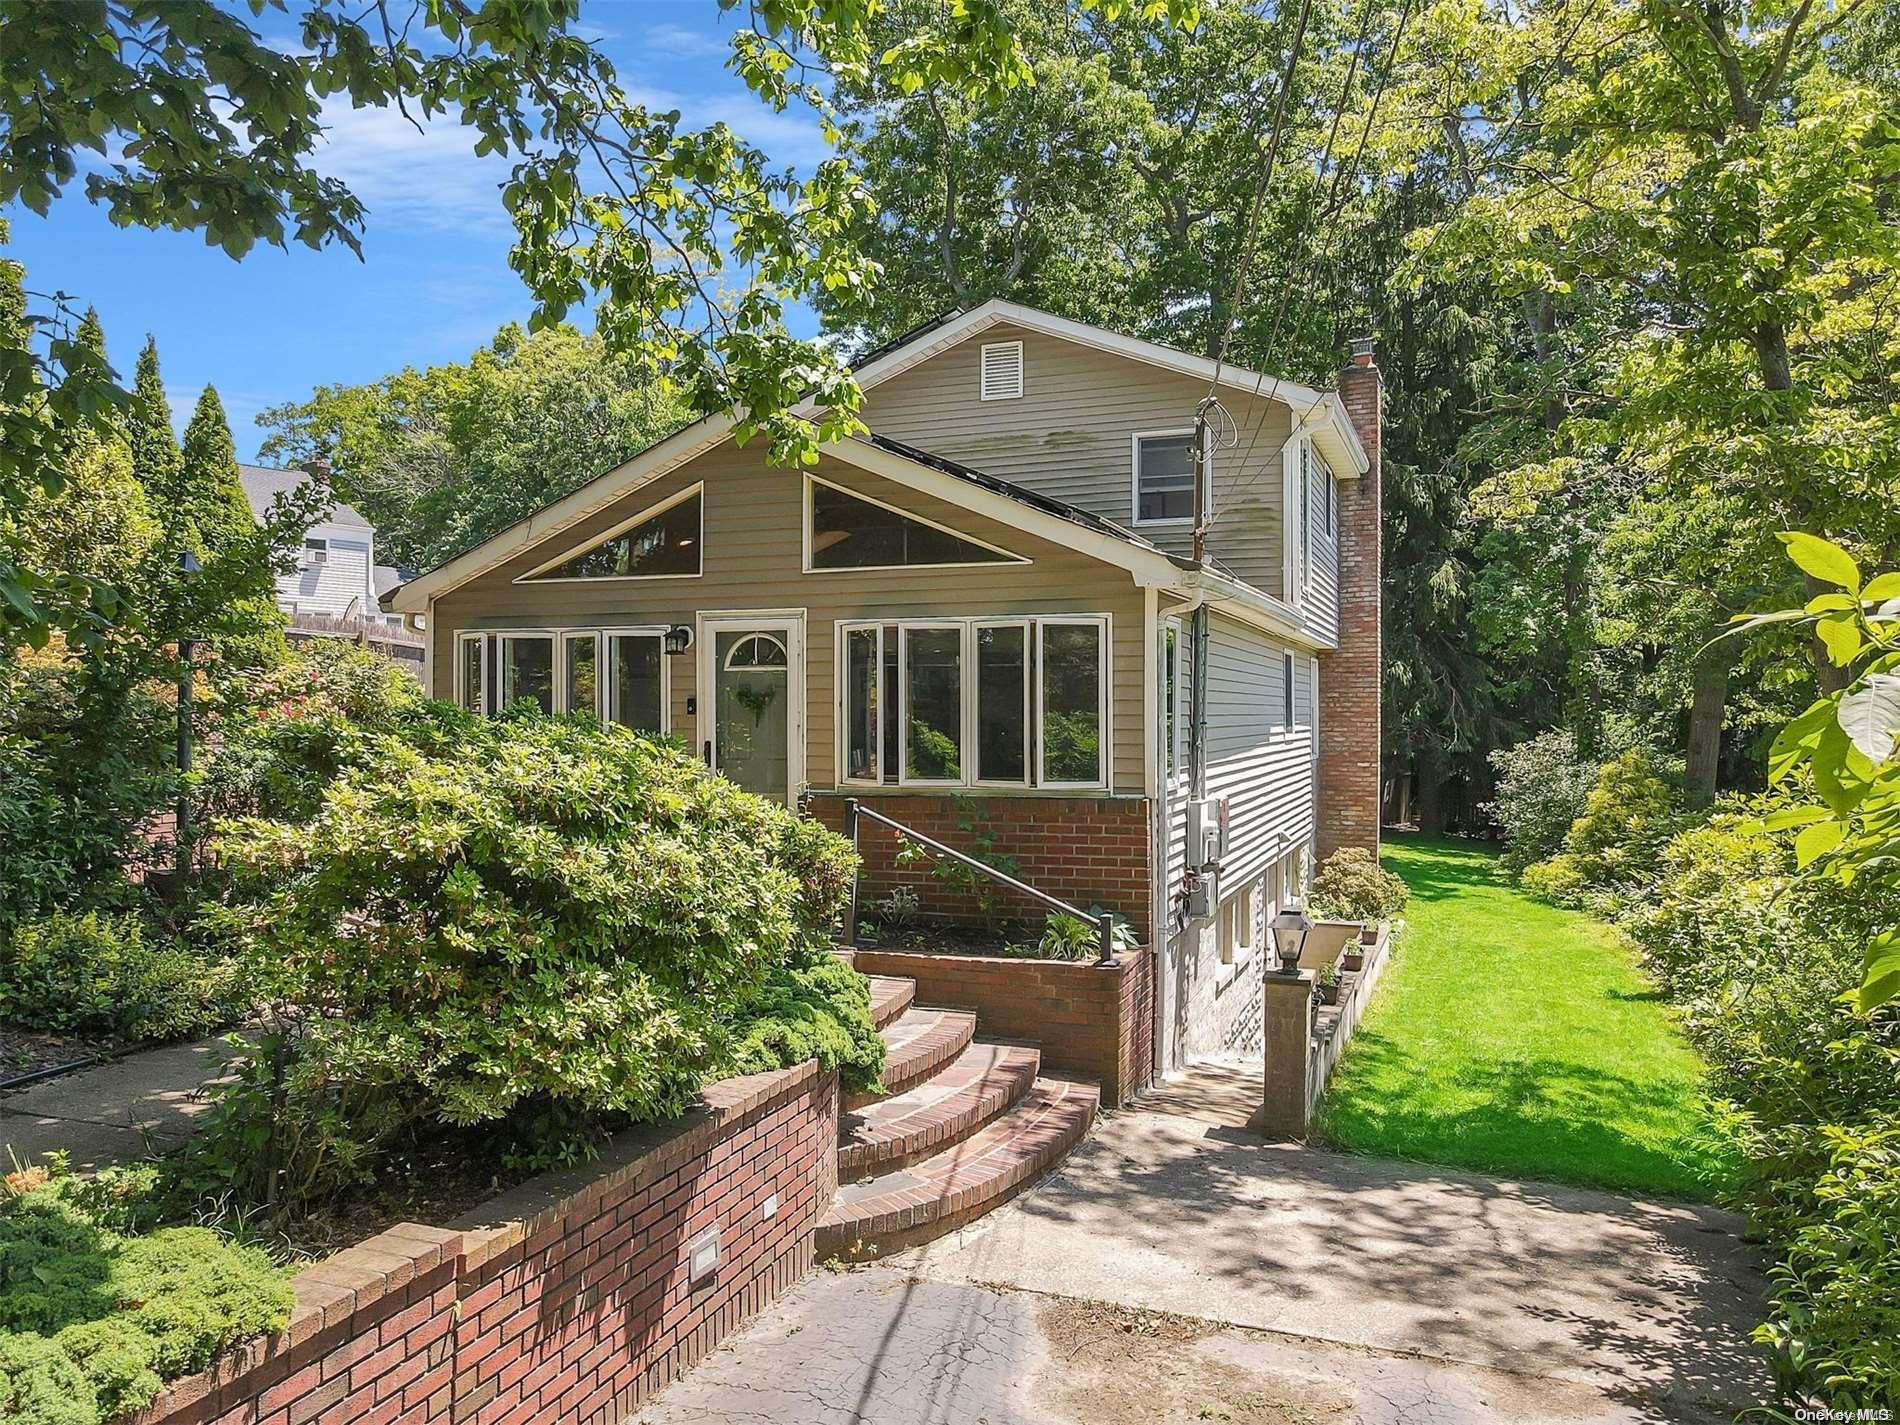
{"left": 73, "top": 306, "right": 107, "bottom": 360}
{"left": 129, "top": 336, "right": 181, "bottom": 508}
{"left": 179, "top": 384, "right": 259, "bottom": 557}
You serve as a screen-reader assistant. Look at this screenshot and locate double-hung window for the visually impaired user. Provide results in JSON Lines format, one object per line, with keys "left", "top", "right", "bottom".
{"left": 838, "top": 615, "right": 1110, "bottom": 790}
{"left": 1132, "top": 431, "right": 1202, "bottom": 526}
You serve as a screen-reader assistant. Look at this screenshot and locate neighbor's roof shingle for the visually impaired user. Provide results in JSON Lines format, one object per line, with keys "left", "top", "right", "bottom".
{"left": 238, "top": 464, "right": 372, "bottom": 530}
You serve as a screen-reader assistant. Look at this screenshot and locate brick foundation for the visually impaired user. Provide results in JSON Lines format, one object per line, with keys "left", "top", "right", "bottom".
{"left": 849, "top": 948, "right": 1154, "bottom": 1106}
{"left": 807, "top": 793, "right": 1152, "bottom": 933}
{"left": 127, "top": 1063, "right": 836, "bottom": 1425}
{"left": 1318, "top": 344, "right": 1383, "bottom": 861}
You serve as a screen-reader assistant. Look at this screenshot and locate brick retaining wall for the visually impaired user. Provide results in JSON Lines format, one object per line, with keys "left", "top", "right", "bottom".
{"left": 849, "top": 947, "right": 1153, "bottom": 1107}
{"left": 126, "top": 1062, "right": 837, "bottom": 1425}
{"left": 806, "top": 793, "right": 1152, "bottom": 934}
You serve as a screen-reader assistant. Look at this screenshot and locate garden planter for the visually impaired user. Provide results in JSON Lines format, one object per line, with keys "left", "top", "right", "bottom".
{"left": 1341, "top": 949, "right": 1365, "bottom": 972}
{"left": 1317, "top": 980, "right": 1341, "bottom": 1006}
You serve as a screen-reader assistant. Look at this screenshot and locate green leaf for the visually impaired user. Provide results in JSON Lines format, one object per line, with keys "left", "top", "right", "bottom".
{"left": 1816, "top": 612, "right": 1863, "bottom": 667}
{"left": 1837, "top": 674, "right": 1900, "bottom": 764}
{"left": 1860, "top": 930, "right": 1900, "bottom": 1014}
{"left": 1794, "top": 818, "right": 1845, "bottom": 868}
{"left": 1862, "top": 572, "right": 1900, "bottom": 601}
{"left": 1759, "top": 803, "right": 1832, "bottom": 831}
{"left": 1779, "top": 532, "right": 1860, "bottom": 592}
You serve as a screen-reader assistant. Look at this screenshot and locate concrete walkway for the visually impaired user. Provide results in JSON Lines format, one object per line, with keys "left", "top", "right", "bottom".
{"left": 639, "top": 1065, "right": 1772, "bottom": 1424}
{"left": 0, "top": 1035, "right": 242, "bottom": 1171}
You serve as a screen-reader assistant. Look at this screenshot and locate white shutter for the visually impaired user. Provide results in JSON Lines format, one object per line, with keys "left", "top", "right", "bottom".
{"left": 979, "top": 340, "right": 1024, "bottom": 401}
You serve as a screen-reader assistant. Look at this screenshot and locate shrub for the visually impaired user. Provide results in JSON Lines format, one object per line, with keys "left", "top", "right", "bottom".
{"left": 0, "top": 651, "right": 170, "bottom": 937}
{"left": 198, "top": 714, "right": 877, "bottom": 1215}
{"left": 198, "top": 640, "right": 434, "bottom": 827}
{"left": 1622, "top": 801, "right": 1900, "bottom": 1407}
{"left": 0, "top": 1166, "right": 292, "bottom": 1425}
{"left": 1524, "top": 748, "right": 1688, "bottom": 906}
{"left": 0, "top": 910, "right": 245, "bottom": 1043}
{"left": 1307, "top": 847, "right": 1409, "bottom": 921}
{"left": 1484, "top": 730, "right": 1599, "bottom": 873}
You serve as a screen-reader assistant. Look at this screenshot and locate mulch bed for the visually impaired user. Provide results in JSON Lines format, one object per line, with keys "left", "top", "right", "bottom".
{"left": 854, "top": 921, "right": 1035, "bottom": 957}
{"left": 0, "top": 1025, "right": 124, "bottom": 1086}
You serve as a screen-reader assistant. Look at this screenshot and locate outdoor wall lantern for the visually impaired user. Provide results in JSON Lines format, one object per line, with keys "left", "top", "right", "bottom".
{"left": 664, "top": 625, "right": 693, "bottom": 656}
{"left": 1271, "top": 902, "right": 1314, "bottom": 973}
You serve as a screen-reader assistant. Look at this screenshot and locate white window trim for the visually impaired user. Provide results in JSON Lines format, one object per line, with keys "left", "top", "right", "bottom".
{"left": 601, "top": 625, "right": 673, "bottom": 734}
{"left": 557, "top": 630, "right": 601, "bottom": 717}
{"left": 801, "top": 474, "right": 1029, "bottom": 574}
{"left": 836, "top": 621, "right": 885, "bottom": 788}
{"left": 454, "top": 630, "right": 487, "bottom": 715}
{"left": 897, "top": 620, "right": 969, "bottom": 788}
{"left": 1300, "top": 440, "right": 1313, "bottom": 594}
{"left": 973, "top": 618, "right": 1034, "bottom": 789}
{"left": 836, "top": 614, "right": 1114, "bottom": 794}
{"left": 1282, "top": 438, "right": 1303, "bottom": 605}
{"left": 1035, "top": 615, "right": 1113, "bottom": 790}
{"left": 494, "top": 629, "right": 559, "bottom": 715}
{"left": 1130, "top": 428, "right": 1211, "bottom": 529}
{"left": 513, "top": 482, "right": 704, "bottom": 584}
{"left": 1282, "top": 650, "right": 1298, "bottom": 733}
{"left": 978, "top": 339, "right": 1024, "bottom": 401}
{"left": 303, "top": 537, "right": 329, "bottom": 567}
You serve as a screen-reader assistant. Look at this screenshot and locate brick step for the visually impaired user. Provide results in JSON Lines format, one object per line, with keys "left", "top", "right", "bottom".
{"left": 865, "top": 975, "right": 915, "bottom": 1031}
{"left": 846, "top": 1008, "right": 977, "bottom": 1112}
{"left": 839, "top": 1042, "right": 1041, "bottom": 1178}
{"left": 817, "top": 1077, "right": 1100, "bottom": 1262}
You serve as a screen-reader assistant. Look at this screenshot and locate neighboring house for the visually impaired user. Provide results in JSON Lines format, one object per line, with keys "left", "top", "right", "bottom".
{"left": 389, "top": 301, "right": 1382, "bottom": 1078}
{"left": 240, "top": 463, "right": 422, "bottom": 671}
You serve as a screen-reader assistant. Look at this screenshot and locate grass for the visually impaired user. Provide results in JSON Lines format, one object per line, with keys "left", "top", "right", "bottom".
{"left": 1317, "top": 833, "right": 1734, "bottom": 1201}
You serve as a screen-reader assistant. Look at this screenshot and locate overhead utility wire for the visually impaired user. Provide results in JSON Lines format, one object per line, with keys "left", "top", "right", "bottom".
{"left": 1208, "top": 0, "right": 1418, "bottom": 528}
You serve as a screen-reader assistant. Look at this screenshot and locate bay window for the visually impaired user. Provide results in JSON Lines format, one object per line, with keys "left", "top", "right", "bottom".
{"left": 839, "top": 615, "right": 1110, "bottom": 791}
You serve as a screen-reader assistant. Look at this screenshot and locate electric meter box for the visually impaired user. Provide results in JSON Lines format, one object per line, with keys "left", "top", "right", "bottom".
{"left": 1186, "top": 797, "right": 1229, "bottom": 872}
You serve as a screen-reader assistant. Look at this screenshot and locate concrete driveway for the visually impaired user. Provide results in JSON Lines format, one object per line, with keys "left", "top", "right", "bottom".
{"left": 639, "top": 1071, "right": 1771, "bottom": 1424}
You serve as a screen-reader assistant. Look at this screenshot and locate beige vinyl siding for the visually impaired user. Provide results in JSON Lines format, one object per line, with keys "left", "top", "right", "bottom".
{"left": 430, "top": 445, "right": 1147, "bottom": 793}
{"left": 1203, "top": 612, "right": 1317, "bottom": 893}
{"left": 862, "top": 323, "right": 1295, "bottom": 595}
{"left": 1303, "top": 445, "right": 1341, "bottom": 645}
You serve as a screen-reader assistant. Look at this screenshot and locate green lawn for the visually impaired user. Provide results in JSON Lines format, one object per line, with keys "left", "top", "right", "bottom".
{"left": 1317, "top": 834, "right": 1734, "bottom": 1201}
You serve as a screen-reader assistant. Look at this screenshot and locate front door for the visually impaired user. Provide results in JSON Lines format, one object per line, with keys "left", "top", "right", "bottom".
{"left": 699, "top": 615, "right": 804, "bottom": 807}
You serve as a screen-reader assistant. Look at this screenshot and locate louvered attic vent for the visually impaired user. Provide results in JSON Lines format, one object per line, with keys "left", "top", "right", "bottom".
{"left": 980, "top": 340, "right": 1024, "bottom": 401}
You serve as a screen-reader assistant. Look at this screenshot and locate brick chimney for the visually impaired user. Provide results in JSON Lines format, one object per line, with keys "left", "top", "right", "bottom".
{"left": 302, "top": 455, "right": 332, "bottom": 481}
{"left": 1317, "top": 337, "right": 1382, "bottom": 861}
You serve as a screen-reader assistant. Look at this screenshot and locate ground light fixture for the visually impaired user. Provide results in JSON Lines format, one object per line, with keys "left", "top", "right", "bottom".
{"left": 1271, "top": 901, "right": 1313, "bottom": 973}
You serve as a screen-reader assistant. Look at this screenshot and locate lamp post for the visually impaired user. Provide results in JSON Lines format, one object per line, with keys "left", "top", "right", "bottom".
{"left": 1270, "top": 901, "right": 1314, "bottom": 974}
{"left": 174, "top": 548, "right": 200, "bottom": 886}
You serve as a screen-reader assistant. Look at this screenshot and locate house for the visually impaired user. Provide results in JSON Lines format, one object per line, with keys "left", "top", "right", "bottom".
{"left": 239, "top": 462, "right": 422, "bottom": 671}
{"left": 387, "top": 301, "right": 1382, "bottom": 1083}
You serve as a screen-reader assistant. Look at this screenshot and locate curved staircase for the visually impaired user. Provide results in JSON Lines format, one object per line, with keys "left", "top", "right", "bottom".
{"left": 819, "top": 972, "right": 1099, "bottom": 1261}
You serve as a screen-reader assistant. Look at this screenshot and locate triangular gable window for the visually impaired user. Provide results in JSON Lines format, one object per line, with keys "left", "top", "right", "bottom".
{"left": 522, "top": 486, "right": 701, "bottom": 581}
{"left": 807, "top": 478, "right": 1025, "bottom": 570}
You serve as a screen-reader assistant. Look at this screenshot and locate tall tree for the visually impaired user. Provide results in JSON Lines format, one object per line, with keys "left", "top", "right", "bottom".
{"left": 0, "top": 0, "right": 1200, "bottom": 647}
{"left": 128, "top": 336, "right": 181, "bottom": 509}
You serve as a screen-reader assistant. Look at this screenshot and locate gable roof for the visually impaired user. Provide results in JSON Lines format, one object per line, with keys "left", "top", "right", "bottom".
{"left": 833, "top": 300, "right": 1371, "bottom": 480}
{"left": 389, "top": 301, "right": 1355, "bottom": 648}
{"left": 239, "top": 465, "right": 373, "bottom": 531}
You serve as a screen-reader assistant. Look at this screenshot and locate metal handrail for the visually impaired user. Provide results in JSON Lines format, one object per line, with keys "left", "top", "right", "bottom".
{"left": 840, "top": 799, "right": 1119, "bottom": 967}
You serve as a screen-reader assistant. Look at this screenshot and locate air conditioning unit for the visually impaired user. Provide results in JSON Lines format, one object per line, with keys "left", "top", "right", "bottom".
{"left": 1186, "top": 796, "right": 1229, "bottom": 872}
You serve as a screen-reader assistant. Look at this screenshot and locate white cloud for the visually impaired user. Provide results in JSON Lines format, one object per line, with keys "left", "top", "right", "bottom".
{"left": 314, "top": 100, "right": 514, "bottom": 235}
{"left": 625, "top": 84, "right": 834, "bottom": 172}
{"left": 641, "top": 22, "right": 730, "bottom": 58}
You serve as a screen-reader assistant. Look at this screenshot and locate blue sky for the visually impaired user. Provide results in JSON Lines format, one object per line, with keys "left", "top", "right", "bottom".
{"left": 1, "top": 1, "right": 829, "bottom": 461}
